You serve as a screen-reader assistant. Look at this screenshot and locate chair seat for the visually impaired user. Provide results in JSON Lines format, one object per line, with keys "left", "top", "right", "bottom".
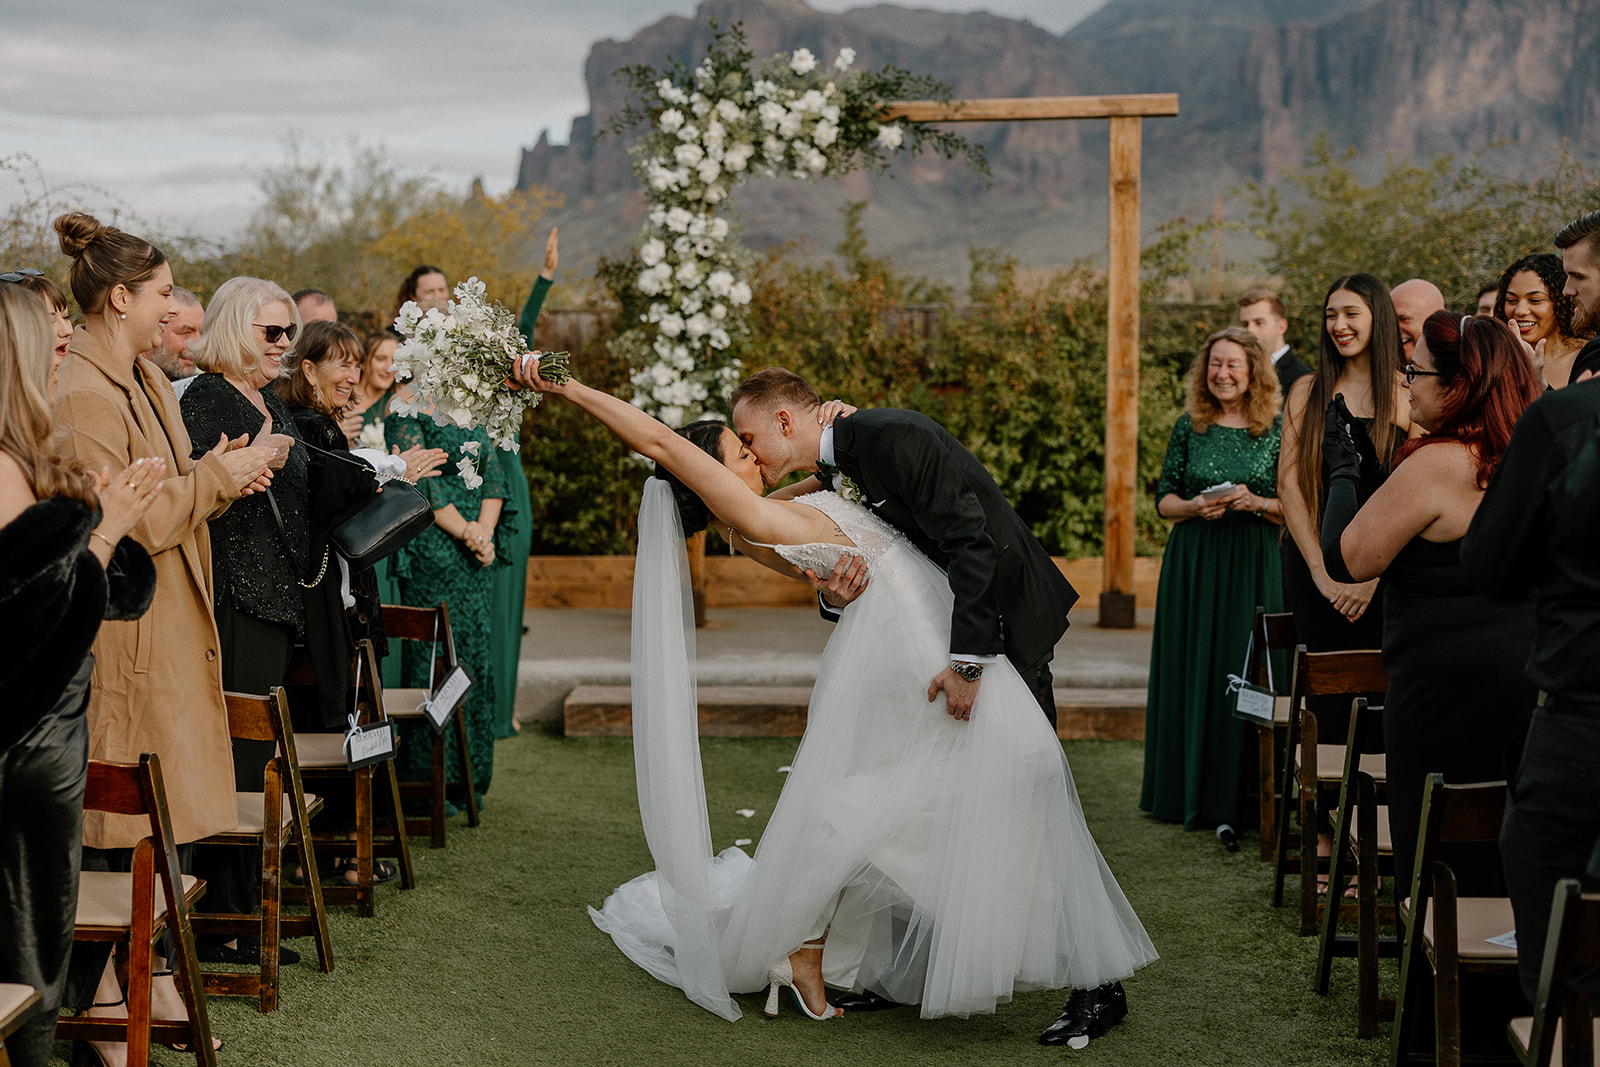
{"left": 1420, "top": 897, "right": 1519, "bottom": 960}
{"left": 382, "top": 688, "right": 433, "bottom": 720}
{"left": 76, "top": 870, "right": 203, "bottom": 929}
{"left": 0, "top": 982, "right": 40, "bottom": 1034}
{"left": 1508, "top": 1015, "right": 1600, "bottom": 1066}
{"left": 224, "top": 791, "right": 319, "bottom": 837}
{"left": 296, "top": 733, "right": 352, "bottom": 770}
{"left": 1342, "top": 803, "right": 1393, "bottom": 853}
{"left": 1317, "top": 745, "right": 1387, "bottom": 785}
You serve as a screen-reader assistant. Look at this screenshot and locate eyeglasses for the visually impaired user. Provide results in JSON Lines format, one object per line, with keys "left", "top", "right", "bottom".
{"left": 0, "top": 268, "right": 45, "bottom": 283}
{"left": 253, "top": 322, "right": 298, "bottom": 344}
{"left": 1403, "top": 363, "right": 1444, "bottom": 384}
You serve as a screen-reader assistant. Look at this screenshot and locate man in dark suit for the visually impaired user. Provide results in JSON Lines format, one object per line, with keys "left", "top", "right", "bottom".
{"left": 730, "top": 369, "right": 1127, "bottom": 1045}
{"left": 1237, "top": 288, "right": 1310, "bottom": 401}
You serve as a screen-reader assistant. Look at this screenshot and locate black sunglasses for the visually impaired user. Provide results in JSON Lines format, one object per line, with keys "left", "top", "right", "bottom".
{"left": 1403, "top": 363, "right": 1444, "bottom": 384}
{"left": 253, "top": 322, "right": 298, "bottom": 344}
{"left": 0, "top": 268, "right": 45, "bottom": 283}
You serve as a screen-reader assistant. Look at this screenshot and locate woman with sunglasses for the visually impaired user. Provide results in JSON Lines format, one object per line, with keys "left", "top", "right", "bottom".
{"left": 0, "top": 268, "right": 74, "bottom": 378}
{"left": 1320, "top": 311, "right": 1540, "bottom": 907}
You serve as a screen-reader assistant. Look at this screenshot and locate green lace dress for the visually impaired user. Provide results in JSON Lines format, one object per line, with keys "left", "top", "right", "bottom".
{"left": 385, "top": 412, "right": 510, "bottom": 804}
{"left": 1140, "top": 413, "right": 1284, "bottom": 830}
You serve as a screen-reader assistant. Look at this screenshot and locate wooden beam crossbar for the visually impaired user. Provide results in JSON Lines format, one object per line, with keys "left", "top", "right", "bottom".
{"left": 880, "top": 93, "right": 1179, "bottom": 123}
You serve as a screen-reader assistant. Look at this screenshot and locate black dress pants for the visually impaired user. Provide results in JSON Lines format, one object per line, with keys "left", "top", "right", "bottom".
{"left": 0, "top": 658, "right": 91, "bottom": 1067}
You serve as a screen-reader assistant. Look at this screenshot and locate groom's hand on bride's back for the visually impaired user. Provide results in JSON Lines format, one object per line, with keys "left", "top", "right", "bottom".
{"left": 807, "top": 553, "right": 869, "bottom": 609}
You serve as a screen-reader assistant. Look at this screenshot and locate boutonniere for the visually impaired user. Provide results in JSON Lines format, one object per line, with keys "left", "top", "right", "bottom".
{"left": 837, "top": 474, "right": 866, "bottom": 505}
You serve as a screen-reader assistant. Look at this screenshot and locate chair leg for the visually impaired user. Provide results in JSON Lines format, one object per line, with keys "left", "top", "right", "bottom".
{"left": 289, "top": 804, "right": 334, "bottom": 974}
{"left": 259, "top": 777, "right": 284, "bottom": 1013}
{"left": 1258, "top": 724, "right": 1277, "bottom": 861}
{"left": 1314, "top": 817, "right": 1350, "bottom": 994}
{"left": 1356, "top": 779, "right": 1380, "bottom": 1039}
{"left": 429, "top": 728, "right": 448, "bottom": 849}
{"left": 354, "top": 766, "right": 375, "bottom": 918}
{"left": 379, "top": 759, "right": 417, "bottom": 890}
{"left": 1272, "top": 731, "right": 1300, "bottom": 907}
{"left": 454, "top": 710, "right": 480, "bottom": 829}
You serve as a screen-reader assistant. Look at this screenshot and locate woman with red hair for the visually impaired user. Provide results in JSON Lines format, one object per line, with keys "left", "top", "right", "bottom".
{"left": 1320, "top": 310, "right": 1542, "bottom": 903}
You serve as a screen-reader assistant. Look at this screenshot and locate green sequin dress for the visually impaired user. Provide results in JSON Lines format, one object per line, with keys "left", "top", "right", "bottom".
{"left": 1140, "top": 413, "right": 1285, "bottom": 830}
{"left": 385, "top": 412, "right": 510, "bottom": 803}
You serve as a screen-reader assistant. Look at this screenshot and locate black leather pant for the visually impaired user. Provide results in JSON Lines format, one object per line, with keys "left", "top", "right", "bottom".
{"left": 0, "top": 657, "right": 92, "bottom": 1067}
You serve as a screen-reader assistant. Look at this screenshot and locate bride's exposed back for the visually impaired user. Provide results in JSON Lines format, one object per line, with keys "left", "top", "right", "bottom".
{"left": 523, "top": 369, "right": 1156, "bottom": 1023}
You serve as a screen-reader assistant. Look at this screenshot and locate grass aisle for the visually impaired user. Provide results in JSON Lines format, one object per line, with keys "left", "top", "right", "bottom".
{"left": 56, "top": 729, "right": 1389, "bottom": 1067}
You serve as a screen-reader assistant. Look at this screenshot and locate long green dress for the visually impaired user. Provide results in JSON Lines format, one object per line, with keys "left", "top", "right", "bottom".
{"left": 386, "top": 412, "right": 510, "bottom": 804}
{"left": 486, "top": 275, "right": 553, "bottom": 738}
{"left": 1140, "top": 413, "right": 1284, "bottom": 830}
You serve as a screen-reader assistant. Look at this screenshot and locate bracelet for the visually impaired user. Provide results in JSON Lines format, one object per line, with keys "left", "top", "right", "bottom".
{"left": 90, "top": 530, "right": 116, "bottom": 552}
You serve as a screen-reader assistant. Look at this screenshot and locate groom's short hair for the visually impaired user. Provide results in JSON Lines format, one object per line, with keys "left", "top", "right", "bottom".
{"left": 730, "top": 368, "right": 819, "bottom": 412}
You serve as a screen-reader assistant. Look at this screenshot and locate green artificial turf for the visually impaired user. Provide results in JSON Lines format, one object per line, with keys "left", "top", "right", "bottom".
{"left": 52, "top": 729, "right": 1393, "bottom": 1067}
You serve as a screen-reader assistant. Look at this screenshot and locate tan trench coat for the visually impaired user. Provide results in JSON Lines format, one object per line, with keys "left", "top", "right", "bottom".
{"left": 54, "top": 326, "right": 242, "bottom": 848}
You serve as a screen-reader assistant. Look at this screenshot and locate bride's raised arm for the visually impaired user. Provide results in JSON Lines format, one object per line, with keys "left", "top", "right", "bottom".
{"left": 528, "top": 373, "right": 808, "bottom": 544}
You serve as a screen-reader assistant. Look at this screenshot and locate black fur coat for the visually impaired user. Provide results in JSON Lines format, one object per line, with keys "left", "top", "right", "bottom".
{"left": 0, "top": 496, "right": 156, "bottom": 751}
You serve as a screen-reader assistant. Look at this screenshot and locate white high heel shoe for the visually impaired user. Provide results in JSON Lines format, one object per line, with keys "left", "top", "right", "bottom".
{"left": 764, "top": 951, "right": 843, "bottom": 1019}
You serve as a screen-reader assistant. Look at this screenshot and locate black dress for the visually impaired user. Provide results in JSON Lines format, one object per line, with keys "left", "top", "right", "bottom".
{"left": 1380, "top": 536, "right": 1535, "bottom": 905}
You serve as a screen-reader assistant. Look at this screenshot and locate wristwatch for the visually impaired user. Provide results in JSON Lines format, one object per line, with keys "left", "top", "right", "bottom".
{"left": 950, "top": 661, "right": 984, "bottom": 682}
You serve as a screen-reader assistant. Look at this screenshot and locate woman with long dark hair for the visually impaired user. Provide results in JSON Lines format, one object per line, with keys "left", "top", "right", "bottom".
{"left": 1492, "top": 252, "right": 1586, "bottom": 390}
{"left": 1321, "top": 310, "right": 1541, "bottom": 901}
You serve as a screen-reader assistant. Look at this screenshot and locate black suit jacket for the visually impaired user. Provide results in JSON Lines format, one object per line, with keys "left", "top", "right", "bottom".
{"left": 829, "top": 408, "right": 1078, "bottom": 668}
{"left": 1275, "top": 347, "right": 1313, "bottom": 401}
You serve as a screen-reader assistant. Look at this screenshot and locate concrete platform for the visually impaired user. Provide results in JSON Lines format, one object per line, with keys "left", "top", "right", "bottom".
{"left": 518, "top": 604, "right": 1154, "bottom": 726}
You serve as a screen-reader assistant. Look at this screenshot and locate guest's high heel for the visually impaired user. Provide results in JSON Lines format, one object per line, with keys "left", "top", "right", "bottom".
{"left": 764, "top": 950, "right": 842, "bottom": 1020}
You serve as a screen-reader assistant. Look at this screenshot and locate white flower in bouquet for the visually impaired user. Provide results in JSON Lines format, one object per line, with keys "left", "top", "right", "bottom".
{"left": 790, "top": 47, "right": 817, "bottom": 74}
{"left": 834, "top": 47, "right": 856, "bottom": 71}
{"left": 658, "top": 312, "right": 685, "bottom": 338}
{"left": 456, "top": 456, "right": 484, "bottom": 490}
{"left": 715, "top": 99, "right": 742, "bottom": 123}
{"left": 664, "top": 207, "right": 694, "bottom": 233}
{"left": 728, "top": 281, "right": 752, "bottom": 306}
{"left": 813, "top": 120, "right": 839, "bottom": 148}
{"left": 876, "top": 123, "right": 905, "bottom": 150}
{"left": 639, "top": 238, "right": 666, "bottom": 267}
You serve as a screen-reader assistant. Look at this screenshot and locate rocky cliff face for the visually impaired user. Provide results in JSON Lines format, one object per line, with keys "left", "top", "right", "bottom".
{"left": 517, "top": 0, "right": 1597, "bottom": 282}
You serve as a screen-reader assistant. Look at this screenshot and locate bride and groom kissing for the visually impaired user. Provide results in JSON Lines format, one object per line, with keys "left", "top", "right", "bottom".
{"left": 517, "top": 361, "right": 1155, "bottom": 1047}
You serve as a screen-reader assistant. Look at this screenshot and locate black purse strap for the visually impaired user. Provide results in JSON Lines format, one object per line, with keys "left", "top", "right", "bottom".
{"left": 262, "top": 487, "right": 329, "bottom": 589}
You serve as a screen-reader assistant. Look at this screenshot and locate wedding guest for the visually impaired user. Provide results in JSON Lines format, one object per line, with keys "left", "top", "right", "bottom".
{"left": 350, "top": 329, "right": 401, "bottom": 441}
{"left": 0, "top": 285, "right": 160, "bottom": 1067}
{"left": 387, "top": 381, "right": 508, "bottom": 811}
{"left": 1321, "top": 311, "right": 1540, "bottom": 908}
{"left": 1493, "top": 253, "right": 1585, "bottom": 389}
{"left": 50, "top": 211, "right": 273, "bottom": 1061}
{"left": 1390, "top": 278, "right": 1445, "bottom": 360}
{"left": 492, "top": 227, "right": 561, "bottom": 738}
{"left": 1236, "top": 287, "right": 1311, "bottom": 399}
{"left": 293, "top": 287, "right": 337, "bottom": 324}
{"left": 1475, "top": 282, "right": 1499, "bottom": 318}
{"left": 1555, "top": 209, "right": 1600, "bottom": 382}
{"left": 1, "top": 269, "right": 73, "bottom": 376}
{"left": 1142, "top": 327, "right": 1283, "bottom": 832}
{"left": 141, "top": 285, "right": 202, "bottom": 388}
{"left": 390, "top": 264, "right": 449, "bottom": 324}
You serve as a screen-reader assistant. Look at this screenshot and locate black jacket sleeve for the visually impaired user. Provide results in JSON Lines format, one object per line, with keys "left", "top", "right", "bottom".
{"left": 1462, "top": 402, "right": 1552, "bottom": 599}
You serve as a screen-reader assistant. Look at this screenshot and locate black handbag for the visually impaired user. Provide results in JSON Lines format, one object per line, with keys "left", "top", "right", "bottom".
{"left": 329, "top": 478, "right": 433, "bottom": 569}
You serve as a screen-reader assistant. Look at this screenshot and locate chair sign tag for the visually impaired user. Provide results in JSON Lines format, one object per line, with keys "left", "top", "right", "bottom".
{"left": 423, "top": 665, "right": 474, "bottom": 734}
{"left": 1232, "top": 681, "right": 1275, "bottom": 725}
{"left": 344, "top": 718, "right": 397, "bottom": 771}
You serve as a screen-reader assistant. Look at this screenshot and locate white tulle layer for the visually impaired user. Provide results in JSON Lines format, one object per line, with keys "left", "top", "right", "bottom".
{"left": 591, "top": 488, "right": 1156, "bottom": 1020}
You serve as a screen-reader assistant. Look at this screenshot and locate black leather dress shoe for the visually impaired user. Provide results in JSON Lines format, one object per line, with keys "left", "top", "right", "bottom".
{"left": 833, "top": 989, "right": 905, "bottom": 1012}
{"left": 1038, "top": 981, "right": 1128, "bottom": 1046}
{"left": 197, "top": 939, "right": 301, "bottom": 966}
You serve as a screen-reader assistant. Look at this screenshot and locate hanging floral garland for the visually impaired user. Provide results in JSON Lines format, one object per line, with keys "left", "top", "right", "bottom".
{"left": 606, "top": 23, "right": 986, "bottom": 425}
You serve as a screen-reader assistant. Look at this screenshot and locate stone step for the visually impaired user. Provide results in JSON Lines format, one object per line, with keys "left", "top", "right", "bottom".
{"left": 563, "top": 685, "right": 1145, "bottom": 741}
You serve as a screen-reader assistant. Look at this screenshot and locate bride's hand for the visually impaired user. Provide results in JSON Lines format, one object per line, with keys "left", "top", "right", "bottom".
{"left": 510, "top": 352, "right": 575, "bottom": 395}
{"left": 806, "top": 553, "right": 869, "bottom": 609}
{"left": 816, "top": 399, "right": 857, "bottom": 427}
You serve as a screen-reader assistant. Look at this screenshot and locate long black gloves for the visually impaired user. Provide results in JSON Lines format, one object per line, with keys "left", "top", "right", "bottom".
{"left": 1320, "top": 394, "right": 1383, "bottom": 583}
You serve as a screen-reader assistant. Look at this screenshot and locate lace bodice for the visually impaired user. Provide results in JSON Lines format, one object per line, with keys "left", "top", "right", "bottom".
{"left": 744, "top": 490, "right": 914, "bottom": 575}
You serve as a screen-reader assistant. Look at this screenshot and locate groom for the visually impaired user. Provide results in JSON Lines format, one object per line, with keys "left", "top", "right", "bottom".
{"left": 729, "top": 369, "right": 1128, "bottom": 1046}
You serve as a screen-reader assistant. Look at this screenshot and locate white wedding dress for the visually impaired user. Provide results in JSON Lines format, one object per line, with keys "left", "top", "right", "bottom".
{"left": 589, "top": 482, "right": 1156, "bottom": 1021}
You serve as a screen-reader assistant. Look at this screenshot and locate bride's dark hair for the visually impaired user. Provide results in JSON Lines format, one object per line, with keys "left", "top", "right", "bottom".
{"left": 657, "top": 420, "right": 727, "bottom": 535}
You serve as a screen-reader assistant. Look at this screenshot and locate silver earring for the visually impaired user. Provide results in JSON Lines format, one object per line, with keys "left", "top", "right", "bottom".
{"left": 119, "top": 312, "right": 126, "bottom": 320}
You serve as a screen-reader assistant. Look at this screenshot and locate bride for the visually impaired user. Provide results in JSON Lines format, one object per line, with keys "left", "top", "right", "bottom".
{"left": 526, "top": 370, "right": 1156, "bottom": 1024}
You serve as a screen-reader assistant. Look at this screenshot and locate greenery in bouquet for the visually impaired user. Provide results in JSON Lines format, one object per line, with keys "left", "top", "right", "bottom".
{"left": 604, "top": 21, "right": 986, "bottom": 425}
{"left": 392, "top": 276, "right": 569, "bottom": 484}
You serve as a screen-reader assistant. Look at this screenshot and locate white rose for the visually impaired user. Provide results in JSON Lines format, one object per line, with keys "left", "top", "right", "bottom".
{"left": 813, "top": 120, "right": 839, "bottom": 148}
{"left": 875, "top": 123, "right": 904, "bottom": 150}
{"left": 798, "top": 89, "right": 826, "bottom": 114}
{"left": 715, "top": 99, "right": 742, "bottom": 123}
{"left": 804, "top": 147, "right": 828, "bottom": 174}
{"left": 729, "top": 281, "right": 752, "bottom": 306}
{"left": 664, "top": 207, "right": 694, "bottom": 233}
{"left": 659, "top": 109, "right": 684, "bottom": 132}
{"left": 790, "top": 48, "right": 817, "bottom": 74}
{"left": 758, "top": 101, "right": 785, "bottom": 130}
{"left": 673, "top": 143, "right": 704, "bottom": 168}
{"left": 697, "top": 159, "right": 722, "bottom": 184}
{"left": 706, "top": 270, "right": 734, "bottom": 298}
{"left": 777, "top": 111, "right": 803, "bottom": 139}
{"left": 639, "top": 238, "right": 666, "bottom": 267}
{"left": 834, "top": 48, "right": 855, "bottom": 70}
{"left": 658, "top": 313, "right": 685, "bottom": 338}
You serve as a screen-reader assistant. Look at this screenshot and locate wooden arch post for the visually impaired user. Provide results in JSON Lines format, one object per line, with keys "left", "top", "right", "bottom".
{"left": 882, "top": 93, "right": 1179, "bottom": 628}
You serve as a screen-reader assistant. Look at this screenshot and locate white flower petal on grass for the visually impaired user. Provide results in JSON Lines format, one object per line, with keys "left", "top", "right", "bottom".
{"left": 734, "top": 838, "right": 753, "bottom": 847}
{"left": 735, "top": 809, "right": 756, "bottom": 818}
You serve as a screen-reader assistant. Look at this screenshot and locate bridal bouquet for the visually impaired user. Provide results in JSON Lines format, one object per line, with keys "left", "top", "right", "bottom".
{"left": 392, "top": 276, "right": 570, "bottom": 483}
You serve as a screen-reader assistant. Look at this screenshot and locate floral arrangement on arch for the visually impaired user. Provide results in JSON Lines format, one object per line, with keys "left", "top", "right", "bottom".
{"left": 606, "top": 22, "right": 986, "bottom": 425}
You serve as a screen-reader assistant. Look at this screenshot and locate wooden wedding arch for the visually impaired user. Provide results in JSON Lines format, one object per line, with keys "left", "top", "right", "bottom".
{"left": 881, "top": 93, "right": 1179, "bottom": 628}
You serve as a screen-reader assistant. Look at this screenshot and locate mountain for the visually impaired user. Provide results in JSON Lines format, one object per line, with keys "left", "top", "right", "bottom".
{"left": 516, "top": 0, "right": 1598, "bottom": 286}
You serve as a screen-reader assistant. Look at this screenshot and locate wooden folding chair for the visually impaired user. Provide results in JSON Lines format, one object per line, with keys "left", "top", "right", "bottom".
{"left": 1392, "top": 776, "right": 1518, "bottom": 1067}
{"left": 1508, "top": 878, "right": 1600, "bottom": 1067}
{"left": 190, "top": 687, "right": 333, "bottom": 1011}
{"left": 292, "top": 639, "right": 416, "bottom": 917}
{"left": 381, "top": 602, "right": 481, "bottom": 848}
{"left": 1273, "top": 646, "right": 1388, "bottom": 935}
{"left": 1241, "top": 607, "right": 1298, "bottom": 861}
{"left": 1315, "top": 697, "right": 1399, "bottom": 1037}
{"left": 0, "top": 984, "right": 41, "bottom": 1067}
{"left": 53, "top": 754, "right": 214, "bottom": 1067}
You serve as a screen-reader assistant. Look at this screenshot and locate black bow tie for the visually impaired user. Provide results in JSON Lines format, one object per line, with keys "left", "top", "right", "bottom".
{"left": 816, "top": 460, "right": 841, "bottom": 480}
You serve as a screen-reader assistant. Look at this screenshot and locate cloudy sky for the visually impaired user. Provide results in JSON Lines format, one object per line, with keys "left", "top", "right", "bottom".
{"left": 1, "top": 0, "right": 1105, "bottom": 242}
